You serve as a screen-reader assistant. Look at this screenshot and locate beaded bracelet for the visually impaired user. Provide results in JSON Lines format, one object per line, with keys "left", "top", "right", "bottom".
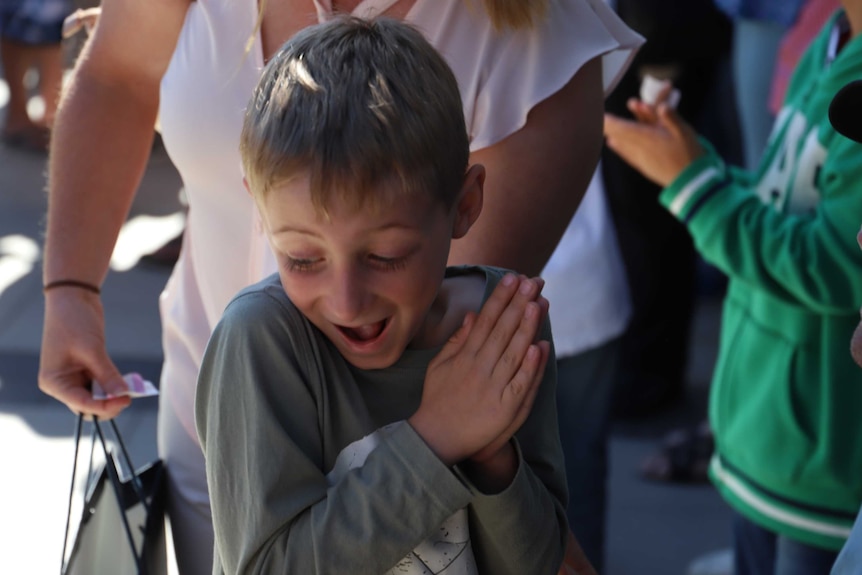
{"left": 43, "top": 279, "right": 101, "bottom": 295}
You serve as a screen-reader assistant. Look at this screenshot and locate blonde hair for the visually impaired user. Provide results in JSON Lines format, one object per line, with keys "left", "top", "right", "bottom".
{"left": 480, "top": 0, "right": 549, "bottom": 29}
{"left": 247, "top": 0, "right": 549, "bottom": 54}
{"left": 240, "top": 17, "right": 469, "bottom": 214}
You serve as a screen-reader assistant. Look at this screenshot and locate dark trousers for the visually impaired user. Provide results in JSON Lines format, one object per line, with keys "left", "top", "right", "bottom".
{"left": 555, "top": 337, "right": 622, "bottom": 572}
{"left": 733, "top": 512, "right": 839, "bottom": 575}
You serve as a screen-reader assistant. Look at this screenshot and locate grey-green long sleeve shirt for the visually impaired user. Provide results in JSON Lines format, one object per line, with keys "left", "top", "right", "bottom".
{"left": 196, "top": 266, "right": 568, "bottom": 574}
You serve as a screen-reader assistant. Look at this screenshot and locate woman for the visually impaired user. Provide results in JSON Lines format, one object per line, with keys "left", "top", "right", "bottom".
{"left": 39, "top": 0, "right": 641, "bottom": 572}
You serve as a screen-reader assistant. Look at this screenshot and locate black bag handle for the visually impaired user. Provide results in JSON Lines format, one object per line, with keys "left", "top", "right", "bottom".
{"left": 101, "top": 418, "right": 150, "bottom": 515}
{"left": 60, "top": 415, "right": 85, "bottom": 575}
{"left": 61, "top": 414, "right": 150, "bottom": 575}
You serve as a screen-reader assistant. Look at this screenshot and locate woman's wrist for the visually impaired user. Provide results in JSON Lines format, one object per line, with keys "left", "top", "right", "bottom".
{"left": 43, "top": 279, "right": 101, "bottom": 295}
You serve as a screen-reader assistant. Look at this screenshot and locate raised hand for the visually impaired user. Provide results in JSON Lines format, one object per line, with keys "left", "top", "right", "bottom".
{"left": 39, "top": 289, "right": 130, "bottom": 419}
{"left": 604, "top": 102, "right": 705, "bottom": 188}
{"left": 409, "top": 274, "right": 549, "bottom": 468}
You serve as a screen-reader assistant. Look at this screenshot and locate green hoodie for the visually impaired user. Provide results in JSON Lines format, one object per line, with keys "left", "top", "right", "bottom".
{"left": 659, "top": 11, "right": 862, "bottom": 550}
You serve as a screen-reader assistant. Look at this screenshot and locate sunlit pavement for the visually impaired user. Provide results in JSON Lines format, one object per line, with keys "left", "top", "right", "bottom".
{"left": 0, "top": 65, "right": 733, "bottom": 575}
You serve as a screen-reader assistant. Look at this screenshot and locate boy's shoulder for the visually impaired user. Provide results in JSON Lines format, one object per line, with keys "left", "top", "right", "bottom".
{"left": 443, "top": 264, "right": 510, "bottom": 314}
{"left": 220, "top": 273, "right": 308, "bottom": 335}
{"left": 446, "top": 264, "right": 555, "bottom": 341}
{"left": 446, "top": 264, "right": 511, "bottom": 298}
{"left": 228, "top": 272, "right": 292, "bottom": 307}
{"left": 440, "top": 264, "right": 527, "bottom": 332}
{"left": 214, "top": 273, "right": 332, "bottom": 372}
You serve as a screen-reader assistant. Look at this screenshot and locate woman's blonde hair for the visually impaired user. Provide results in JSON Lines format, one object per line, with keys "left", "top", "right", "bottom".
{"left": 248, "top": 0, "right": 549, "bottom": 55}
{"left": 480, "top": 0, "right": 549, "bottom": 29}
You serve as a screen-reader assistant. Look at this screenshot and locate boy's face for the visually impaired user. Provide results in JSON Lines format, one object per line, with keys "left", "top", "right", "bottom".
{"left": 257, "top": 171, "right": 478, "bottom": 370}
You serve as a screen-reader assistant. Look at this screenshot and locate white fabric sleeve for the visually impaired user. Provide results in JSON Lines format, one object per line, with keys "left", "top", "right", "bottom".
{"left": 411, "top": 0, "right": 642, "bottom": 151}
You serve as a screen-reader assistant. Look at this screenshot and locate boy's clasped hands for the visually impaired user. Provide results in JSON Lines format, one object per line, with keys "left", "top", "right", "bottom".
{"left": 409, "top": 273, "right": 549, "bottom": 491}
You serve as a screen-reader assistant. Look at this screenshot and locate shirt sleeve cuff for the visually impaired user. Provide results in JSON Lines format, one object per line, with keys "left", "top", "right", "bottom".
{"left": 660, "top": 140, "right": 728, "bottom": 223}
{"left": 391, "top": 421, "right": 474, "bottom": 511}
{"left": 457, "top": 439, "right": 528, "bottom": 510}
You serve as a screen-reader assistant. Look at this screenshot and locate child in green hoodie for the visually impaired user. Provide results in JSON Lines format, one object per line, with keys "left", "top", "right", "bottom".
{"left": 604, "top": 2, "right": 862, "bottom": 573}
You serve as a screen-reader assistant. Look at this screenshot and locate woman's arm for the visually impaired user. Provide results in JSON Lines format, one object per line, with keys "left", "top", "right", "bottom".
{"left": 448, "top": 57, "right": 604, "bottom": 277}
{"left": 38, "top": 0, "right": 190, "bottom": 417}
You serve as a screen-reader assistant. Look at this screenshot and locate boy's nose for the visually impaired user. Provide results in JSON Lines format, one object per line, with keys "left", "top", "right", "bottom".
{"left": 327, "top": 268, "right": 370, "bottom": 323}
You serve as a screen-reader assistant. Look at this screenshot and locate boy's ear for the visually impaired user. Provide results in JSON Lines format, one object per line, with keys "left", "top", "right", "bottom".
{"left": 452, "top": 164, "right": 484, "bottom": 239}
{"left": 243, "top": 177, "right": 252, "bottom": 197}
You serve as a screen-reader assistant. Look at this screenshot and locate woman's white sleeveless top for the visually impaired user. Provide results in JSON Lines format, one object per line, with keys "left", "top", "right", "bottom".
{"left": 158, "top": 0, "right": 643, "bottom": 439}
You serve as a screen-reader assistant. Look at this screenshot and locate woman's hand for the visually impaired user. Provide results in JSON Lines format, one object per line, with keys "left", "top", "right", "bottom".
{"left": 38, "top": 289, "right": 130, "bottom": 419}
{"left": 604, "top": 101, "right": 705, "bottom": 188}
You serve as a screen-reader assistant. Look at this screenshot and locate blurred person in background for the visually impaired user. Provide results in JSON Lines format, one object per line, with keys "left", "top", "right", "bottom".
{"left": 0, "top": 0, "right": 71, "bottom": 152}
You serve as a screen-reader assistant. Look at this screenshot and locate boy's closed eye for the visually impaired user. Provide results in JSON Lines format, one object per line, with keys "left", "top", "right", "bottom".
{"left": 284, "top": 257, "right": 321, "bottom": 273}
{"left": 282, "top": 252, "right": 412, "bottom": 273}
{"left": 367, "top": 254, "right": 410, "bottom": 271}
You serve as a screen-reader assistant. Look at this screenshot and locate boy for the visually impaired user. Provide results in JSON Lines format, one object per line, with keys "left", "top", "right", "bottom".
{"left": 195, "top": 17, "right": 568, "bottom": 574}
{"left": 604, "top": 1, "right": 862, "bottom": 572}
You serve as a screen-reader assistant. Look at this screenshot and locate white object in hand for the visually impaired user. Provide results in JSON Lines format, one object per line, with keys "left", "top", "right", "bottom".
{"left": 640, "top": 74, "right": 681, "bottom": 109}
{"left": 92, "top": 373, "right": 159, "bottom": 400}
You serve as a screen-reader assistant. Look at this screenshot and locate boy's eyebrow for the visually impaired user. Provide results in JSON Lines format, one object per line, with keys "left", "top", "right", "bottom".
{"left": 272, "top": 221, "right": 420, "bottom": 236}
{"left": 272, "top": 225, "right": 322, "bottom": 237}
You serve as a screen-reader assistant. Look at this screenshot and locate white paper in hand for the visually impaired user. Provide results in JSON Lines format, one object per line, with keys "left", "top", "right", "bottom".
{"left": 640, "top": 74, "right": 681, "bottom": 109}
{"left": 92, "top": 373, "right": 159, "bottom": 400}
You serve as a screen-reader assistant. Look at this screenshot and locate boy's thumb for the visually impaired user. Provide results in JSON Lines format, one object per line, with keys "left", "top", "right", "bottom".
{"left": 443, "top": 311, "right": 475, "bottom": 350}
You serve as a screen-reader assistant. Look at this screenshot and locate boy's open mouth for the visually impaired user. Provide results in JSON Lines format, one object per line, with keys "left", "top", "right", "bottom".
{"left": 337, "top": 318, "right": 388, "bottom": 343}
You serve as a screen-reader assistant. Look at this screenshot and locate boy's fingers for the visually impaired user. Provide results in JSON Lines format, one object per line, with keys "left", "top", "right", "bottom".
{"left": 498, "top": 341, "right": 547, "bottom": 443}
{"left": 492, "top": 300, "right": 542, "bottom": 384}
{"left": 462, "top": 274, "right": 520, "bottom": 355}
{"left": 503, "top": 344, "right": 540, "bottom": 402}
{"left": 521, "top": 341, "right": 549, "bottom": 415}
{"left": 440, "top": 311, "right": 475, "bottom": 354}
{"left": 474, "top": 278, "right": 540, "bottom": 367}
{"left": 499, "top": 340, "right": 547, "bottom": 433}
{"left": 538, "top": 295, "right": 549, "bottom": 317}
{"left": 532, "top": 276, "right": 546, "bottom": 297}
